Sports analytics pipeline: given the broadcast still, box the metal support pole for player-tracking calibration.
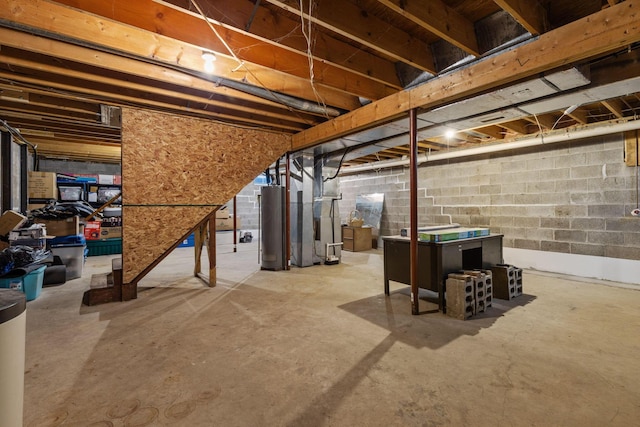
[285,152,291,270]
[1,131,12,213]
[233,196,237,253]
[208,215,216,286]
[409,108,420,315]
[19,143,28,213]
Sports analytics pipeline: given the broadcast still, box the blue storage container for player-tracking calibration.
[178,233,195,248]
[47,234,86,247]
[0,264,46,301]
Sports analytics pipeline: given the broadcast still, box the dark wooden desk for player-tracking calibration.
[382,234,503,311]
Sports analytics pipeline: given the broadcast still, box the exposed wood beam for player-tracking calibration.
[27,138,121,162]
[292,1,640,150]
[523,113,556,130]
[51,0,395,101]
[493,0,549,35]
[0,29,347,120]
[0,55,309,132]
[0,68,306,133]
[601,99,625,118]
[0,0,361,110]
[154,0,402,90]
[263,0,437,73]
[0,101,99,124]
[473,125,505,140]
[567,107,589,125]
[500,119,530,135]
[377,0,480,56]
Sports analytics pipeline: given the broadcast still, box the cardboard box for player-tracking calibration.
[84,221,102,240]
[28,203,47,212]
[0,210,28,236]
[28,171,57,199]
[216,206,229,219]
[216,216,240,231]
[100,226,122,239]
[35,216,80,237]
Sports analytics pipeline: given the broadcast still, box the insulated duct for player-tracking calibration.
[340,119,640,174]
[210,76,342,117]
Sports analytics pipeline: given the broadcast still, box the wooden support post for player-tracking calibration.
[194,220,207,276]
[208,215,216,286]
[409,108,419,315]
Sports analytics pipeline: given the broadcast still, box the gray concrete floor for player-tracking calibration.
[23,232,640,426]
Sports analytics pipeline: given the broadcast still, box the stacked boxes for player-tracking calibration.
[490,264,523,300]
[445,273,475,320]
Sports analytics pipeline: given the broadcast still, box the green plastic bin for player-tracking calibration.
[86,238,122,256]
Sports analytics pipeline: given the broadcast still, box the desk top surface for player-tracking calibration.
[382,234,503,245]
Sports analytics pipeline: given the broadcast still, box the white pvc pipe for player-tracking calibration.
[341,119,640,174]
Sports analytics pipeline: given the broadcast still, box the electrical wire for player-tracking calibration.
[188,0,333,121]
[322,147,350,182]
[298,0,328,118]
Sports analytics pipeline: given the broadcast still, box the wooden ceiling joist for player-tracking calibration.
[292,0,640,150]
[49,0,396,101]
[601,99,626,118]
[377,0,480,56]
[154,0,403,90]
[493,0,549,35]
[263,0,437,73]
[0,0,361,111]
[26,138,121,163]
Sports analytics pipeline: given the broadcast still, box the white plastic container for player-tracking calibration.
[0,289,26,427]
[50,244,86,280]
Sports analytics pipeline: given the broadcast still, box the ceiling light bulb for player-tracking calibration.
[202,51,217,73]
[445,129,455,139]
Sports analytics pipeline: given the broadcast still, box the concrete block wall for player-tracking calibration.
[338,133,640,262]
[227,183,262,229]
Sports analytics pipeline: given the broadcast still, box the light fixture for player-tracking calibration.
[445,129,455,139]
[201,51,217,73]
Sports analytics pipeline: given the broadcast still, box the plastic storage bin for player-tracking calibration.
[50,244,86,280]
[86,238,122,256]
[0,265,46,301]
[178,233,195,248]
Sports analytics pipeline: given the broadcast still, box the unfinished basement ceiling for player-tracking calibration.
[0,0,639,165]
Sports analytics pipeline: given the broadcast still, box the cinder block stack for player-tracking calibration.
[462,269,493,313]
[490,264,523,300]
[445,273,475,320]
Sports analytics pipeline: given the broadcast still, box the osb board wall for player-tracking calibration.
[122,206,212,281]
[121,107,291,283]
[122,107,291,205]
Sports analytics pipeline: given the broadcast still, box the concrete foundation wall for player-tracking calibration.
[338,133,640,282]
[223,182,263,230]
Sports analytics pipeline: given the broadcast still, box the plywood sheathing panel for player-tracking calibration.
[122,107,291,205]
[122,206,212,282]
[121,107,292,283]
[625,130,639,167]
